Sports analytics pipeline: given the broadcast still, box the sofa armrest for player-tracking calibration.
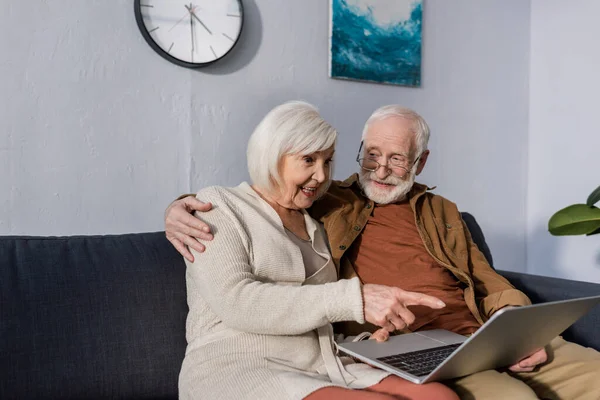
[498,270,600,351]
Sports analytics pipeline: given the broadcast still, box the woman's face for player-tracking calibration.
[274,146,335,210]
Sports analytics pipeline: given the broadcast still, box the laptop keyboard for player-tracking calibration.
[376,343,462,377]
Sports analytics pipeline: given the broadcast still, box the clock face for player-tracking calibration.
[135,0,243,68]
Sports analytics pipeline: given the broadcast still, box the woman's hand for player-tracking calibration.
[362,284,445,333]
[370,328,390,342]
[165,196,214,262]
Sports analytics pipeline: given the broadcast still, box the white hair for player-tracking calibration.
[247,101,337,192]
[361,105,430,155]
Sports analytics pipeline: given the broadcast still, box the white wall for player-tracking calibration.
[1,0,532,275]
[1,0,191,235]
[528,0,600,283]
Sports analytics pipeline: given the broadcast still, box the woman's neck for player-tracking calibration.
[252,185,309,240]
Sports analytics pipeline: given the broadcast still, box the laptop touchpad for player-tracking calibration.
[416,329,467,345]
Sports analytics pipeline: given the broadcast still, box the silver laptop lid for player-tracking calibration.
[338,294,600,384]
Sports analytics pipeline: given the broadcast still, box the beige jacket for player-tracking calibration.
[179,183,389,400]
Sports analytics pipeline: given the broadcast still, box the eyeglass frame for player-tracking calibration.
[355,141,423,176]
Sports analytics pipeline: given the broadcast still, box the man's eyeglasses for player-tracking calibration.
[355,141,422,176]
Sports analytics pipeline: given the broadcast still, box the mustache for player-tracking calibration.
[364,172,404,186]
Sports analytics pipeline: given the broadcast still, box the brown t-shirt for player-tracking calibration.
[346,200,480,335]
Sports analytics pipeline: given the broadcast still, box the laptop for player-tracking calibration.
[337,295,600,384]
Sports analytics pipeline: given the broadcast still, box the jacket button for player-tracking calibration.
[445,223,452,229]
[354,226,361,231]
[339,245,347,250]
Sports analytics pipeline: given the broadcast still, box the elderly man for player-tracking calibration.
[166,105,600,399]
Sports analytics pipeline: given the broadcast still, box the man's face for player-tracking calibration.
[358,116,420,204]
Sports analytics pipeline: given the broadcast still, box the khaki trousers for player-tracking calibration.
[445,337,600,399]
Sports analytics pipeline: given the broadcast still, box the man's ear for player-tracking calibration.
[415,150,430,175]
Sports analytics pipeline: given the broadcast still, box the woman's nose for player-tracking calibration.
[313,165,327,182]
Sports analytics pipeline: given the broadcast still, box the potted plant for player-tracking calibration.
[548,185,600,236]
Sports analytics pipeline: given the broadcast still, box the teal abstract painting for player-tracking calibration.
[329,0,422,87]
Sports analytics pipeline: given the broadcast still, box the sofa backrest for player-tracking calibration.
[461,212,494,267]
[0,232,187,400]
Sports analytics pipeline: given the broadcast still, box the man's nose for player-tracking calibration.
[375,163,391,179]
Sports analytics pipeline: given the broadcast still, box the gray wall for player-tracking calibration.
[1,1,531,275]
[527,0,600,283]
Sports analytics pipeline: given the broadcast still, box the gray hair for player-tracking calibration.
[361,105,430,155]
[247,101,337,192]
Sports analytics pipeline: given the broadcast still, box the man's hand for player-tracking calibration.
[362,284,445,333]
[165,196,213,262]
[508,348,548,372]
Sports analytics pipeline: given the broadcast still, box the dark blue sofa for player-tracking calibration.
[1,215,599,399]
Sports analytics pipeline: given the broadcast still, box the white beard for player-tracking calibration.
[358,169,416,204]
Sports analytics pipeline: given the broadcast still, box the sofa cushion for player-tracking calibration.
[0,232,188,400]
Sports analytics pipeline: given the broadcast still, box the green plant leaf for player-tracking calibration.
[587,185,600,207]
[548,204,600,236]
[587,227,600,236]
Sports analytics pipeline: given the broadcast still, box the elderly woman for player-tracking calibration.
[178,101,458,400]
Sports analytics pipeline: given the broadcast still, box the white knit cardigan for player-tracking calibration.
[178,183,389,400]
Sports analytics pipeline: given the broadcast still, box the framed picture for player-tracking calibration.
[329,0,422,87]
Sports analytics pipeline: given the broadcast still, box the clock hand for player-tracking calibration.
[191,12,212,35]
[169,11,189,32]
[185,4,212,35]
[189,5,195,60]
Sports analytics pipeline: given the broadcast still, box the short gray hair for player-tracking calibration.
[247,101,337,192]
[362,105,430,155]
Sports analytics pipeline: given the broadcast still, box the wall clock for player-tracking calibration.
[134,0,244,68]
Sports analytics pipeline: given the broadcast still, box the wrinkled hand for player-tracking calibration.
[362,284,445,333]
[509,348,548,372]
[165,196,213,262]
[370,328,390,342]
